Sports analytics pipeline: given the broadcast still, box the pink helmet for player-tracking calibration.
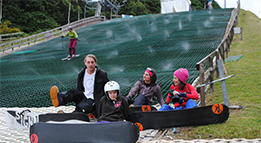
[173,68,189,83]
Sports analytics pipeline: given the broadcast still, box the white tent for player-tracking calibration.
[161,0,191,13]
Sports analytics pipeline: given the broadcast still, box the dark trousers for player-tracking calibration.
[133,94,150,106]
[60,89,95,114]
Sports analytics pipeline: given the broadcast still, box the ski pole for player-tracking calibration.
[62,37,64,48]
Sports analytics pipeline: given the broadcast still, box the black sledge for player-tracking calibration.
[30,121,139,143]
[130,105,157,112]
[39,112,89,122]
[128,104,229,131]
[86,105,157,120]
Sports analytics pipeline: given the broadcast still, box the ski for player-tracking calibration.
[61,54,80,61]
[30,121,139,143]
[5,110,89,129]
[61,57,70,61]
[67,54,80,60]
[128,104,229,131]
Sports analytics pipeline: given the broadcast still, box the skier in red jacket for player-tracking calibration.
[159,68,199,111]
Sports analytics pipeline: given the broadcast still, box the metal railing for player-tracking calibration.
[0,16,105,54]
[0,32,24,42]
[192,0,240,106]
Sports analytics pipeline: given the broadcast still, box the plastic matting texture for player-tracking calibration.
[0,9,234,108]
[0,106,75,142]
[225,55,243,62]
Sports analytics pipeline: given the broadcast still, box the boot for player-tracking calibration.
[50,86,63,107]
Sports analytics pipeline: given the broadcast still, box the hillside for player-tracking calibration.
[169,9,261,140]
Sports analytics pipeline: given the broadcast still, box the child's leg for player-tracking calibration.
[133,94,148,106]
[183,99,197,109]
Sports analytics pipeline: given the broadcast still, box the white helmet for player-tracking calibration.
[104,81,120,92]
[104,81,120,101]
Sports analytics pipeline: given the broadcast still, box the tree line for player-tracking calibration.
[1,0,221,34]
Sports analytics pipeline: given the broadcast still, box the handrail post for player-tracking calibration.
[199,63,205,106]
[209,56,214,92]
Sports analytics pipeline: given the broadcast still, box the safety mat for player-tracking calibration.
[225,55,243,62]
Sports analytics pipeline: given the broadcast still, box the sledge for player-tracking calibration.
[86,105,157,120]
[128,104,229,131]
[130,105,157,112]
[30,121,139,143]
[5,110,89,129]
[61,54,80,61]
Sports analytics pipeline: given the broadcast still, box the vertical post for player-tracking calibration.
[0,0,2,24]
[110,7,112,19]
[209,56,214,92]
[216,53,219,78]
[68,1,71,24]
[95,1,101,16]
[84,6,86,18]
[240,27,243,40]
[199,63,205,106]
[217,59,230,106]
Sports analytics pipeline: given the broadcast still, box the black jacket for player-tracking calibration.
[97,95,131,122]
[76,66,109,110]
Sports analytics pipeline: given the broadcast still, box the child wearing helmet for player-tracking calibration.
[97,81,131,122]
[159,68,199,111]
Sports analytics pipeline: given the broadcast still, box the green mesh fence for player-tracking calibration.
[0,8,233,107]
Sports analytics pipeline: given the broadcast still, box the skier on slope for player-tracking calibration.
[62,26,79,60]
[159,68,199,111]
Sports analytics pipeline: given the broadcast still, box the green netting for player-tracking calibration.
[0,8,234,107]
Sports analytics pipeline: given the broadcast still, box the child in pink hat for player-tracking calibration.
[159,68,199,111]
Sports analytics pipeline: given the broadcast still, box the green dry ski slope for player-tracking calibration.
[169,9,260,140]
[0,8,234,108]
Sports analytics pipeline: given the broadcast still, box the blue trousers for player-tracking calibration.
[159,99,197,111]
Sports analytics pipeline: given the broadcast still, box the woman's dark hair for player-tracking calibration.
[173,79,186,90]
[150,68,157,84]
[179,80,186,90]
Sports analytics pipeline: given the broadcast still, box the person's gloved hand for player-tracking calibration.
[61,36,64,38]
[179,92,187,97]
[126,97,134,105]
[76,38,79,41]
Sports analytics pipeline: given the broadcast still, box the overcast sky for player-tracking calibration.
[215,0,261,19]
